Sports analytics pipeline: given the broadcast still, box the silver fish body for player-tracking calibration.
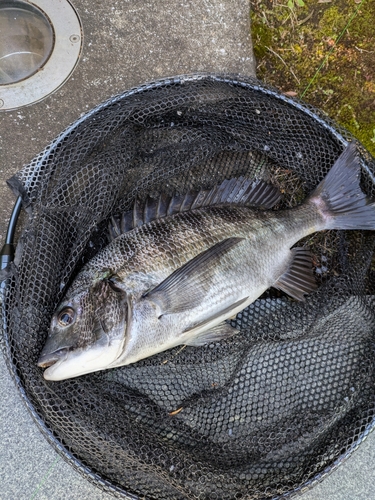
[38,144,375,380]
[107,207,316,366]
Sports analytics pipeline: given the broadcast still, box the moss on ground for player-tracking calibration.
[251,0,375,156]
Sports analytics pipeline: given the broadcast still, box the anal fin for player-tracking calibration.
[273,247,317,301]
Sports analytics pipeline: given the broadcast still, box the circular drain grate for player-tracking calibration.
[0,0,82,110]
[0,0,54,85]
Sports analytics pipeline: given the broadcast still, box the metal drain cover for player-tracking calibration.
[0,0,82,110]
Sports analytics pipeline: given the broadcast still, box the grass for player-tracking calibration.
[251,0,375,157]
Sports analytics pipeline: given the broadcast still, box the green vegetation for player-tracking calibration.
[251,0,375,156]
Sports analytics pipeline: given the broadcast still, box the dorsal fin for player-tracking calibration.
[108,177,281,241]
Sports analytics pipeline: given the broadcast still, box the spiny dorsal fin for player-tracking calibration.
[108,177,281,241]
[273,247,317,301]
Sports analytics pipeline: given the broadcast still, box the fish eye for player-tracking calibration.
[57,307,75,327]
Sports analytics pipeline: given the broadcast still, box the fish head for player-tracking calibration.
[38,277,128,380]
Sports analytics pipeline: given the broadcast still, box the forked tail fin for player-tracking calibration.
[307,143,375,230]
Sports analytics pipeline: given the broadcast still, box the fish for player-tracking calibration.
[37,143,375,381]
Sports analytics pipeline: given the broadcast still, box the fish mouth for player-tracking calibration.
[37,348,69,368]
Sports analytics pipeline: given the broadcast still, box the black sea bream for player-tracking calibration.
[38,144,375,380]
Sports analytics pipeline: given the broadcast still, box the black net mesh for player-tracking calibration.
[1,74,375,499]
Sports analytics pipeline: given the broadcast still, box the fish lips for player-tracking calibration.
[38,337,124,381]
[37,347,69,369]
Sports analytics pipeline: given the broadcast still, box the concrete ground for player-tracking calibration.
[0,1,374,499]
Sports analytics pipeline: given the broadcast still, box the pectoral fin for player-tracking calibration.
[144,237,244,315]
[273,247,317,301]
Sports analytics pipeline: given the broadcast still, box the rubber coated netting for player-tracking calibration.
[1,74,375,500]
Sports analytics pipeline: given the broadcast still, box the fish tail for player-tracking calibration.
[307,143,375,230]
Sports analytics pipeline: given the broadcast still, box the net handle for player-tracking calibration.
[0,196,22,270]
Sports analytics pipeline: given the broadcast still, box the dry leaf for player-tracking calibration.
[169,407,183,416]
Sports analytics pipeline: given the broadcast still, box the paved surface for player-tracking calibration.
[0,1,374,499]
